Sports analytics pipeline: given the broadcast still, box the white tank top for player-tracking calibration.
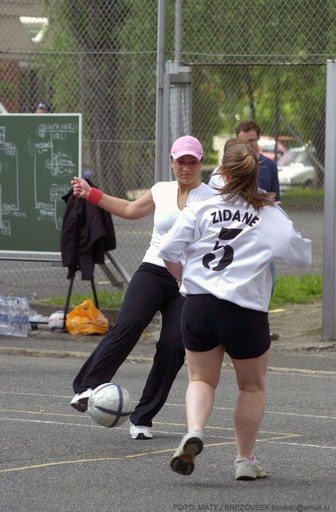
[142,181,215,267]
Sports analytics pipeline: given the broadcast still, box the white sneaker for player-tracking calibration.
[170,430,204,476]
[129,422,153,440]
[234,456,267,480]
[70,389,93,413]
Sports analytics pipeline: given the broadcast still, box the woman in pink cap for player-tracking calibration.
[70,135,215,439]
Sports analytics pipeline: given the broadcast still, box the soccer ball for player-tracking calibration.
[88,383,133,428]
[48,310,65,332]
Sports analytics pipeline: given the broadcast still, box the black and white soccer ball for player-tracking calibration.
[48,310,65,332]
[88,383,133,428]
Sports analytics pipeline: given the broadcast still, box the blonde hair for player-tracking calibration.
[210,138,248,186]
[217,144,274,210]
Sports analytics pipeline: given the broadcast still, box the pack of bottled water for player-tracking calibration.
[0,295,30,337]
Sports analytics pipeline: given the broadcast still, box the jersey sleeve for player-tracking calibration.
[283,227,312,267]
[208,167,223,189]
[270,206,311,267]
[158,207,197,263]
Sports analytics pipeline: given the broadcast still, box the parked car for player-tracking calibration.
[258,136,288,160]
[277,146,315,191]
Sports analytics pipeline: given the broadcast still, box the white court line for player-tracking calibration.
[0,391,139,408]
[0,413,336,456]
[265,410,336,420]
[163,402,336,420]
[1,414,334,441]
[0,417,234,440]
[0,393,335,421]
[258,440,336,450]
[1,416,335,452]
[0,417,99,428]
[267,366,336,377]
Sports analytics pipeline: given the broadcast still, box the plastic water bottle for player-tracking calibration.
[0,295,14,336]
[0,295,30,337]
[8,297,30,338]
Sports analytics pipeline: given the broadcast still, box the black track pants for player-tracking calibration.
[72,263,185,426]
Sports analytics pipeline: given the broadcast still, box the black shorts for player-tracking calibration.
[181,294,270,360]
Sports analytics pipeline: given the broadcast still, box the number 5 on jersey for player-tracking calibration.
[202,228,242,271]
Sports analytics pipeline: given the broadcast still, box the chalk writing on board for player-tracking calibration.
[0,114,81,253]
[0,121,78,236]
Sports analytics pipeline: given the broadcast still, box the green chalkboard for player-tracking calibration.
[0,114,81,253]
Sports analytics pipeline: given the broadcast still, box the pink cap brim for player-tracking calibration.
[171,150,203,160]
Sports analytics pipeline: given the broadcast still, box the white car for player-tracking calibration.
[277,146,315,191]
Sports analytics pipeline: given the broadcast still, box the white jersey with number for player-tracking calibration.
[158,195,312,311]
[142,181,215,267]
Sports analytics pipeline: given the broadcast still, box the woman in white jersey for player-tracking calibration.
[69,135,215,440]
[158,143,312,479]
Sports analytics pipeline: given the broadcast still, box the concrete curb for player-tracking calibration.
[270,340,336,352]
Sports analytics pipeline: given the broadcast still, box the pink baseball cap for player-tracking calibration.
[171,135,203,160]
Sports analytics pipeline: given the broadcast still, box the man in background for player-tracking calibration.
[209,120,280,201]
[235,120,280,201]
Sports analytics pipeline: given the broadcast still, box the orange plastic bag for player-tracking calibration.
[66,299,109,335]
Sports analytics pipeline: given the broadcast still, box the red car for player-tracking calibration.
[258,136,293,160]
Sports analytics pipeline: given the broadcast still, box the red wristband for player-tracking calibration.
[87,188,103,205]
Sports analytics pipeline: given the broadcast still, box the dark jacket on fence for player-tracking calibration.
[61,180,116,280]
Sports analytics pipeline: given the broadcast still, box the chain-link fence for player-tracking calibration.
[0,0,333,300]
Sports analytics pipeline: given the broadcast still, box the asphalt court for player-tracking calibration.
[0,355,335,512]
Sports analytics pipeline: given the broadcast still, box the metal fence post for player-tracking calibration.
[155,0,166,184]
[322,60,336,340]
[160,61,192,181]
